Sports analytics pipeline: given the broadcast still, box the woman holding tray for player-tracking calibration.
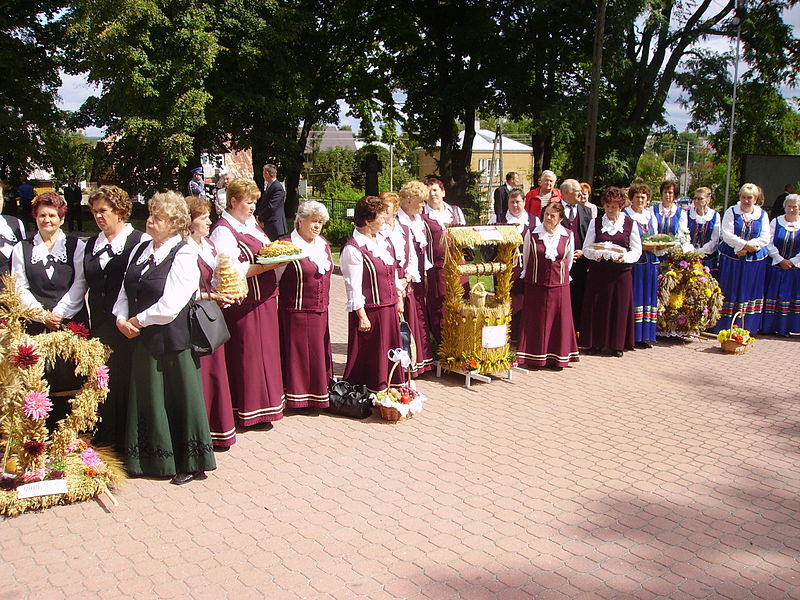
[623,183,659,348]
[517,202,579,370]
[275,200,334,408]
[712,183,771,334]
[580,187,642,357]
[761,194,800,336]
[209,178,287,429]
[341,195,404,392]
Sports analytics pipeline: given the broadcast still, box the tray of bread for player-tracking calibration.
[255,240,307,264]
[641,233,678,252]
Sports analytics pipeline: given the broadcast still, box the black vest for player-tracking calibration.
[21,236,82,312]
[0,216,23,275]
[84,229,146,337]
[123,241,191,356]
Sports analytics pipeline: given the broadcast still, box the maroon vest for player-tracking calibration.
[525,231,571,287]
[594,214,634,250]
[277,237,332,312]
[386,224,411,277]
[212,218,277,303]
[343,237,398,308]
[197,239,215,289]
[421,213,446,268]
[564,209,584,249]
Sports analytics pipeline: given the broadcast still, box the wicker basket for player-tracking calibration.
[378,405,413,422]
[719,311,753,355]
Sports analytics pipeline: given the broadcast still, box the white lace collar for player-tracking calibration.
[397,208,427,247]
[221,210,270,244]
[733,203,763,222]
[506,210,530,230]
[135,234,185,267]
[352,229,395,266]
[188,235,216,267]
[291,229,331,274]
[93,223,136,256]
[778,215,800,231]
[601,213,627,236]
[424,202,457,227]
[624,206,653,226]
[658,203,678,218]
[532,222,569,261]
[30,230,68,265]
[0,217,20,244]
[689,207,716,224]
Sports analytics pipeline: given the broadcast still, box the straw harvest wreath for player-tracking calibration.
[0,274,123,516]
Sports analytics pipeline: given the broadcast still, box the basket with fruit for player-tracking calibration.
[716,312,755,354]
[373,348,426,422]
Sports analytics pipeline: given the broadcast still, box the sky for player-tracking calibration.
[58,5,800,139]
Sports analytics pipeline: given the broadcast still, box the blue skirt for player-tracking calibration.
[762,264,800,334]
[632,259,658,342]
[711,253,767,333]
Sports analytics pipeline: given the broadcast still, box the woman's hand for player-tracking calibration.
[779,258,793,270]
[735,248,749,257]
[356,308,371,332]
[212,292,238,306]
[116,319,141,339]
[396,297,404,316]
[43,311,63,330]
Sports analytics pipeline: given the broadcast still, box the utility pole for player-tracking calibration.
[724,0,747,211]
[582,0,607,185]
[684,139,690,195]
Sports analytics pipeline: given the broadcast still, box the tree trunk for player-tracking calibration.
[530,134,546,182]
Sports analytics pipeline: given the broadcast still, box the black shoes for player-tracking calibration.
[170,472,193,485]
[613,350,624,357]
[635,341,653,349]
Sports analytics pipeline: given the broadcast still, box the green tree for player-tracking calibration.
[0,1,66,177]
[353,144,414,193]
[308,148,358,194]
[42,129,95,187]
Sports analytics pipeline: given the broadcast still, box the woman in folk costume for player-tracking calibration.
[580,187,642,357]
[186,195,238,448]
[623,183,659,348]
[761,194,800,336]
[209,178,287,429]
[275,200,334,408]
[654,180,688,236]
[113,191,215,485]
[517,202,579,370]
[84,185,149,449]
[711,182,771,334]
[0,186,25,278]
[341,196,405,392]
[687,187,720,273]
[421,177,465,342]
[396,181,435,375]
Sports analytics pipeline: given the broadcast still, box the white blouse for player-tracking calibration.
[112,235,200,327]
[89,224,151,270]
[688,208,720,255]
[424,202,466,227]
[721,204,770,253]
[10,230,87,321]
[397,208,432,272]
[521,224,574,279]
[209,211,270,278]
[274,230,332,283]
[767,216,800,267]
[0,216,25,259]
[582,214,642,263]
[380,222,420,285]
[655,202,689,235]
[340,229,399,312]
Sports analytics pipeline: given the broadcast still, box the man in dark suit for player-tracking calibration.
[560,179,592,332]
[63,179,83,231]
[493,171,519,223]
[256,163,288,239]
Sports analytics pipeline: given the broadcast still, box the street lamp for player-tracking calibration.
[723,0,747,211]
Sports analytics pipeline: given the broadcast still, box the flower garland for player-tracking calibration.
[0,274,123,516]
[657,250,723,335]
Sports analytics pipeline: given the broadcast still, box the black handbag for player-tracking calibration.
[326,378,374,419]
[189,283,231,356]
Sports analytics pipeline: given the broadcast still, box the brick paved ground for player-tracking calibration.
[2,273,799,599]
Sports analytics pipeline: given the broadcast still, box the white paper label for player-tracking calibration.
[17,479,68,499]
[481,325,506,348]
[346,208,355,218]
[472,226,502,242]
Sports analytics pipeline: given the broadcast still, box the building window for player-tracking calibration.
[477,158,500,179]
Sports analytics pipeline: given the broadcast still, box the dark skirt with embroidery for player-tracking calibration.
[278,309,333,408]
[124,344,216,477]
[343,305,405,393]
[199,346,236,448]
[405,282,433,376]
[223,297,285,425]
[517,283,580,368]
[91,322,135,451]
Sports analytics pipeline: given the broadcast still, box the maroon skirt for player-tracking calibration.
[426,265,446,342]
[343,305,405,392]
[199,346,236,447]
[223,298,285,426]
[580,261,635,352]
[517,283,580,368]
[279,309,333,408]
[405,282,433,376]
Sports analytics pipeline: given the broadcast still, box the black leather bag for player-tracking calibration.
[189,298,230,356]
[326,378,374,419]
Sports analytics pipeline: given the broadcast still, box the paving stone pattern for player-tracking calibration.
[2,274,799,599]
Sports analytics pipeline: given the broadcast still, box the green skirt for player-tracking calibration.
[124,344,216,477]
